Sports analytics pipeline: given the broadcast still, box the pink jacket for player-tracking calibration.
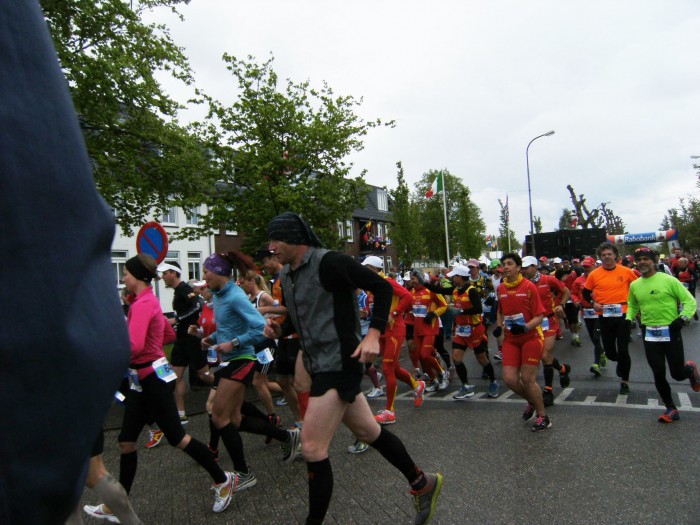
[127,287,175,379]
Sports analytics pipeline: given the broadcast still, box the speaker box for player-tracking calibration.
[524,228,606,259]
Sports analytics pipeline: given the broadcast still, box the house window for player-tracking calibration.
[385,224,391,244]
[225,206,237,235]
[111,250,128,287]
[185,207,199,226]
[377,223,384,238]
[345,220,353,242]
[386,257,392,272]
[162,206,177,225]
[336,221,344,239]
[188,252,201,281]
[164,251,180,270]
[377,189,388,211]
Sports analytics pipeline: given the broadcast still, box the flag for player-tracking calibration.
[425,172,444,198]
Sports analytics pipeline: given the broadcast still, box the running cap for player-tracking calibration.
[521,256,538,268]
[633,247,655,261]
[552,257,562,264]
[362,255,384,269]
[489,259,501,269]
[157,262,181,275]
[192,280,207,287]
[573,258,580,263]
[539,256,548,262]
[466,258,480,268]
[596,259,603,265]
[581,257,595,267]
[446,265,470,277]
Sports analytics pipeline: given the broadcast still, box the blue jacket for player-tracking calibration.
[211,280,268,361]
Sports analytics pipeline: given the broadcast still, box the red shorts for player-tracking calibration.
[502,334,544,368]
[541,315,559,339]
[452,323,487,349]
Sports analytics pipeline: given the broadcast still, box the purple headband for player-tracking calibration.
[204,253,232,276]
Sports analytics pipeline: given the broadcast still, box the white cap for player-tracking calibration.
[192,280,207,287]
[157,262,182,274]
[521,256,538,267]
[362,256,384,269]
[466,258,480,267]
[446,266,470,277]
[552,257,562,264]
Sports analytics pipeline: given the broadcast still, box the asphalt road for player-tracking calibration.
[82,319,700,525]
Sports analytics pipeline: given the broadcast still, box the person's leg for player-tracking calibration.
[383,336,399,413]
[452,346,468,385]
[474,342,494,381]
[211,376,250,473]
[519,363,545,416]
[301,389,349,525]
[614,317,632,383]
[541,335,556,404]
[171,365,188,416]
[252,369,276,416]
[644,340,675,408]
[86,456,142,525]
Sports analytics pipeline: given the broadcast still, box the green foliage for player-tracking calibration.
[197,54,392,251]
[42,0,217,239]
[414,170,486,264]
[558,208,575,230]
[661,181,700,251]
[496,198,521,252]
[533,216,543,234]
[388,163,423,268]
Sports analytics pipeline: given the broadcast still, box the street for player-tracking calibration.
[83,320,700,524]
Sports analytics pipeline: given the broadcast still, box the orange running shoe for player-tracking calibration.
[414,380,426,408]
[374,409,396,425]
[145,429,164,449]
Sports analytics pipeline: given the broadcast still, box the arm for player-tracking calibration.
[459,287,483,315]
[390,279,413,316]
[625,287,639,322]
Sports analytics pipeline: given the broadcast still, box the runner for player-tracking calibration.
[417,265,499,399]
[86,254,235,520]
[583,242,638,394]
[264,212,443,525]
[362,256,425,425]
[496,253,550,432]
[555,256,583,346]
[571,257,606,376]
[626,247,698,422]
[521,256,572,407]
[202,251,302,493]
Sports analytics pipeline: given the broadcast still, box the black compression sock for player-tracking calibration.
[369,427,421,484]
[239,415,288,442]
[218,423,248,473]
[183,438,226,484]
[119,451,137,494]
[543,364,554,388]
[306,458,333,525]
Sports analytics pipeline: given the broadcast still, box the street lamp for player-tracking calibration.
[526,130,555,257]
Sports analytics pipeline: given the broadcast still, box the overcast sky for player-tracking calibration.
[146,1,699,242]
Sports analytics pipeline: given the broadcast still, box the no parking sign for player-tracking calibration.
[136,222,169,264]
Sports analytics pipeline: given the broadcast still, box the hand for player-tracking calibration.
[201,337,213,350]
[187,325,202,337]
[625,319,636,331]
[509,324,527,335]
[168,317,177,326]
[351,330,381,363]
[670,317,685,331]
[216,341,233,354]
[263,318,283,339]
[423,311,437,324]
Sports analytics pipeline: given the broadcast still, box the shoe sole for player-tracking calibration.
[83,506,120,523]
[375,419,396,425]
[487,393,499,398]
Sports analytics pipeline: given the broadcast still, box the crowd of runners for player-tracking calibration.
[82,230,698,524]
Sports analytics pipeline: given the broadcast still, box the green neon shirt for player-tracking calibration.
[626,272,697,326]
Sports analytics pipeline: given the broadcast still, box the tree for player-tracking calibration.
[566,185,626,234]
[662,171,700,251]
[42,0,217,238]
[198,54,393,251]
[415,170,486,264]
[496,198,521,252]
[533,216,543,234]
[557,208,575,230]
[388,162,423,269]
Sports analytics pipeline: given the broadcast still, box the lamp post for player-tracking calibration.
[526,130,555,257]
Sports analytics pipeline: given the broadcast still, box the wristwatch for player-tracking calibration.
[231,338,240,348]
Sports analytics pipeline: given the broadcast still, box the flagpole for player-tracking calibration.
[506,193,511,252]
[440,170,450,266]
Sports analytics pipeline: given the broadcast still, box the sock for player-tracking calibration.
[183,438,226,484]
[298,391,310,419]
[306,458,333,525]
[241,401,267,420]
[543,364,554,388]
[239,415,289,442]
[551,358,561,371]
[483,362,495,382]
[208,414,220,451]
[93,473,143,525]
[218,423,248,473]
[119,451,138,494]
[369,427,421,484]
[455,362,468,384]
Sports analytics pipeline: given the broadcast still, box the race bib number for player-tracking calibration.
[541,317,550,331]
[207,346,219,364]
[127,368,142,392]
[583,308,598,319]
[504,313,526,330]
[602,304,623,318]
[257,348,274,365]
[645,325,670,342]
[482,302,492,314]
[153,357,177,383]
[456,324,472,337]
[413,304,428,318]
[114,391,126,402]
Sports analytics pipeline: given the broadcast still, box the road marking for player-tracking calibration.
[391,387,700,412]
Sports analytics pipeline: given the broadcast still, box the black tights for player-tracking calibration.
[643,328,689,409]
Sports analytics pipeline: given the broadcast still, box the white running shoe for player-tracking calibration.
[366,387,384,399]
[211,471,236,513]
[83,504,120,523]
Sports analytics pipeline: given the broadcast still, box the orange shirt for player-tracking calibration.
[583,263,638,314]
[411,285,447,336]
